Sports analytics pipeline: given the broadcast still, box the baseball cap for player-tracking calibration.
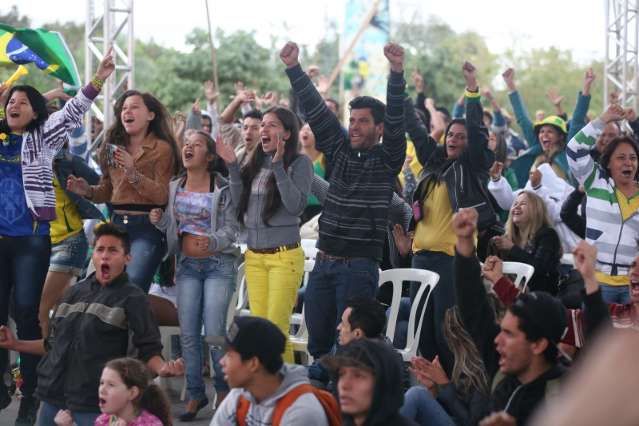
[225,316,286,367]
[511,291,567,344]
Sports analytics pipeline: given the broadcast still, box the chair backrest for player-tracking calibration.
[378,268,439,357]
[235,262,248,313]
[301,239,318,260]
[227,262,244,329]
[502,261,535,292]
[293,259,316,339]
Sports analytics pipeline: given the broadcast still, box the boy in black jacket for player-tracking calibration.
[452,208,567,426]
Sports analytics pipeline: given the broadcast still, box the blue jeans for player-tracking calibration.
[0,235,50,399]
[305,256,379,361]
[400,386,455,426]
[112,214,166,293]
[412,250,455,375]
[600,284,630,304]
[176,254,236,400]
[38,401,99,426]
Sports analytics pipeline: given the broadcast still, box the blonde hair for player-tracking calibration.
[443,307,489,396]
[505,191,552,249]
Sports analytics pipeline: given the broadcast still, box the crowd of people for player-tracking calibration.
[0,35,637,426]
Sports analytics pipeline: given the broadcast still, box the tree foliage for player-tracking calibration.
[0,5,605,126]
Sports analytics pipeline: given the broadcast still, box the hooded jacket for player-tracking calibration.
[211,364,328,426]
[454,251,565,425]
[154,173,240,256]
[405,93,498,232]
[334,339,417,426]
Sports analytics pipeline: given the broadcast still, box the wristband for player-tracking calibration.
[126,169,140,185]
[91,75,104,91]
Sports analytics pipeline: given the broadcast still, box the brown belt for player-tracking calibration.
[248,242,300,254]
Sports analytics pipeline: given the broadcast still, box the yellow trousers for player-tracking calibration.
[244,246,304,363]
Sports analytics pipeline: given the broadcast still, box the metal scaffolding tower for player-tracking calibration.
[84,0,134,152]
[605,0,639,110]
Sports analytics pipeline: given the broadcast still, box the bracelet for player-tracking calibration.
[91,75,105,91]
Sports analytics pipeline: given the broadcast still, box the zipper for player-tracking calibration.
[504,383,524,414]
[611,189,626,276]
[453,164,460,208]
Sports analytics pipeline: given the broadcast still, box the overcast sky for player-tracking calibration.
[8,0,604,64]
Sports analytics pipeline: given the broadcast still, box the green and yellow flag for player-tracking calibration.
[0,23,80,87]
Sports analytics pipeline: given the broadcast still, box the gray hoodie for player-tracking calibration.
[154,174,240,256]
[210,364,328,426]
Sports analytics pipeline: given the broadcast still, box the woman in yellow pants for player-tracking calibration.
[217,106,313,362]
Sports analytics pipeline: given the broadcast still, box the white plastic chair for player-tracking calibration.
[501,261,535,292]
[379,268,440,362]
[289,259,316,364]
[561,253,575,267]
[301,239,318,260]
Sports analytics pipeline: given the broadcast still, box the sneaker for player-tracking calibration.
[15,396,39,426]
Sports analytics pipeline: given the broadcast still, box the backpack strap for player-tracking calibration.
[271,384,315,426]
[236,394,251,426]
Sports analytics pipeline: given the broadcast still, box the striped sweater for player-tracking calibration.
[286,64,406,260]
[567,119,639,281]
[18,86,97,221]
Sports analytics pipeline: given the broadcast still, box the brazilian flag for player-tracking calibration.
[0,23,80,87]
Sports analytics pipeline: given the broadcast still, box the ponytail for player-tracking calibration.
[139,383,172,426]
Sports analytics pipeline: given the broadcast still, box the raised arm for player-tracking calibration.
[42,49,115,152]
[502,68,537,149]
[567,69,595,141]
[461,62,494,174]
[215,135,243,208]
[452,208,501,376]
[404,95,438,166]
[566,104,624,185]
[380,42,407,174]
[282,42,344,161]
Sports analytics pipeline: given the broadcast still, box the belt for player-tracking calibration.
[249,242,300,254]
[316,251,352,262]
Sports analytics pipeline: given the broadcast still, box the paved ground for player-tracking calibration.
[0,377,216,426]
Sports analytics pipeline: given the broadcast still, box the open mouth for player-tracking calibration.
[630,281,639,294]
[100,264,111,277]
[8,111,20,118]
[123,117,135,124]
[184,151,194,160]
[621,170,633,177]
[99,397,106,406]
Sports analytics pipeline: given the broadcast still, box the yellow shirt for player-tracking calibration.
[50,176,84,244]
[398,141,424,189]
[412,181,457,256]
[595,188,639,286]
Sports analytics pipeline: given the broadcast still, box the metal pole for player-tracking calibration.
[128,0,134,90]
[604,0,610,108]
[205,0,220,105]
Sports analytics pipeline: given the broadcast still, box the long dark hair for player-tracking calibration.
[105,358,172,426]
[237,106,300,225]
[100,90,180,175]
[418,118,466,201]
[180,130,227,191]
[0,85,49,133]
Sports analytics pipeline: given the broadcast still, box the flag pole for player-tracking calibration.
[204,0,220,107]
[327,0,381,91]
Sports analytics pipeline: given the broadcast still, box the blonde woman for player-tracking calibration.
[491,191,562,294]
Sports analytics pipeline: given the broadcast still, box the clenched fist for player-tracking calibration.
[384,43,404,73]
[280,42,300,68]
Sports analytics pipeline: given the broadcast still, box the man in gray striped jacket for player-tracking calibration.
[280,41,406,384]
